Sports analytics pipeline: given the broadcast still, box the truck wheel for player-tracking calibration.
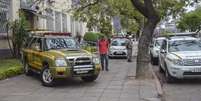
[41,67,55,87]
[24,61,33,76]
[165,68,174,83]
[81,75,98,82]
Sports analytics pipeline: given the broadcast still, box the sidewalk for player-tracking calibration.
[99,59,161,101]
[0,41,162,101]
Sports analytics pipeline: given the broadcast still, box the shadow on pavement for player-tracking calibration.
[29,73,98,88]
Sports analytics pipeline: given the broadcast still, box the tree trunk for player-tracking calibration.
[136,19,158,79]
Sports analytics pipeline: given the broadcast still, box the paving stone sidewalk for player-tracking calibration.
[0,42,160,101]
[0,59,160,101]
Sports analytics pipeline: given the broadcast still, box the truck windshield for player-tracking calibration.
[46,38,80,50]
[168,40,201,52]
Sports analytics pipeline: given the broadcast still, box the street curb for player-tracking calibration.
[149,64,165,100]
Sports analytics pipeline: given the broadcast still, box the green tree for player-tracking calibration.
[72,0,143,35]
[178,7,201,32]
[7,13,30,58]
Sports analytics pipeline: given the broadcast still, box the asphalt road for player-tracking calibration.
[152,64,201,101]
[0,59,139,101]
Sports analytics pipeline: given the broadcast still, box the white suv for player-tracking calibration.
[150,37,166,65]
[159,36,201,83]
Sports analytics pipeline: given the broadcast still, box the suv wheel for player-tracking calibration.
[24,61,33,76]
[151,54,158,65]
[41,67,55,87]
[159,63,164,73]
[81,75,98,82]
[165,68,174,83]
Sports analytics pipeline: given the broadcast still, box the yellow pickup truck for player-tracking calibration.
[21,32,101,87]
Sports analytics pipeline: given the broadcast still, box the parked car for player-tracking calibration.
[159,36,201,83]
[22,32,101,87]
[109,37,128,58]
[150,37,166,65]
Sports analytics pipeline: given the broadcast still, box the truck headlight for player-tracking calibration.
[93,57,100,64]
[55,58,67,67]
[168,58,183,66]
[173,59,184,66]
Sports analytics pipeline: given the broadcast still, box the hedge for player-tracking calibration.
[83,32,106,42]
[0,59,23,80]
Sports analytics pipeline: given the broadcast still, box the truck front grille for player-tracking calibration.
[75,57,92,66]
[183,59,201,66]
[67,57,92,66]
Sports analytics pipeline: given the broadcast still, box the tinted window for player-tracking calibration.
[29,38,42,50]
[168,40,201,52]
[155,39,164,47]
[161,40,167,50]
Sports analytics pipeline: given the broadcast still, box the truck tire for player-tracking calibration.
[41,67,55,87]
[165,66,175,83]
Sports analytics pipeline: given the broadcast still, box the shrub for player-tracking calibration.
[0,59,23,80]
[83,32,106,42]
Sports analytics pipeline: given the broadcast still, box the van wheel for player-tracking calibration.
[24,61,33,76]
[81,75,98,82]
[41,67,55,87]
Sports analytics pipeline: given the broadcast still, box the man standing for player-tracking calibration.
[98,36,109,71]
[126,35,133,62]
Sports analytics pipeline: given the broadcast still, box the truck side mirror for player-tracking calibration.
[34,44,41,52]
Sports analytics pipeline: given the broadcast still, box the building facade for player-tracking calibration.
[0,0,88,58]
[20,0,88,37]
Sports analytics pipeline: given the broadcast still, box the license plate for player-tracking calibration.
[76,70,89,74]
[116,51,123,54]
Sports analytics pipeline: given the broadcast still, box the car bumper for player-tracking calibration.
[168,65,201,79]
[109,50,127,57]
[50,64,101,78]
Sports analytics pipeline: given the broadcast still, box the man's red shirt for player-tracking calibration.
[98,39,109,54]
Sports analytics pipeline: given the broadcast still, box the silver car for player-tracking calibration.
[109,38,128,58]
[150,37,166,65]
[159,36,201,83]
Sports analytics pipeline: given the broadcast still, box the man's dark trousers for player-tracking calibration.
[100,54,109,71]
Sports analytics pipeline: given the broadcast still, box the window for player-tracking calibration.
[0,0,10,33]
[161,40,167,50]
[29,38,42,51]
[46,38,79,50]
[168,40,201,52]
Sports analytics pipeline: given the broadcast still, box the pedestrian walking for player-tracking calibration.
[126,35,133,62]
[98,36,109,71]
